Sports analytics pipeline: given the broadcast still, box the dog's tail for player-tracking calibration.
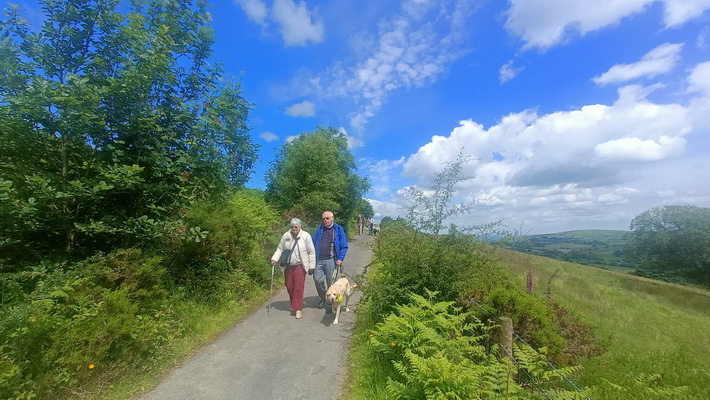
[350,283,358,289]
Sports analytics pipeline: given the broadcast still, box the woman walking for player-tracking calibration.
[270,218,316,319]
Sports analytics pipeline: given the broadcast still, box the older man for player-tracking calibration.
[311,211,348,314]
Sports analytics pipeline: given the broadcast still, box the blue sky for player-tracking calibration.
[14,0,710,234]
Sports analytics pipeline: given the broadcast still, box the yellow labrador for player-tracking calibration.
[325,277,358,325]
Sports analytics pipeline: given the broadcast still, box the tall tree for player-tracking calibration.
[0,0,257,264]
[265,127,370,226]
[357,198,374,218]
[627,205,710,286]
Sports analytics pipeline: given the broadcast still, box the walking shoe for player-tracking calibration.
[325,306,332,314]
[317,300,325,309]
[295,310,302,319]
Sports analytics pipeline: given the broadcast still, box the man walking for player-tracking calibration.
[311,211,348,314]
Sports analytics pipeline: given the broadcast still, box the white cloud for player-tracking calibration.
[298,0,475,130]
[380,74,704,233]
[505,0,710,50]
[360,157,406,198]
[592,43,683,85]
[260,131,279,142]
[687,61,710,94]
[284,100,316,117]
[594,136,686,160]
[499,60,524,84]
[234,0,268,26]
[272,0,324,47]
[663,0,710,27]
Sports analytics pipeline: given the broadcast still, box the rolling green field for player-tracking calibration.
[506,229,635,272]
[496,248,710,399]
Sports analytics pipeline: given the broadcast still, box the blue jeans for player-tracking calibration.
[313,258,336,307]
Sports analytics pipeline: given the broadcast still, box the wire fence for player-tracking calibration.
[471,300,593,399]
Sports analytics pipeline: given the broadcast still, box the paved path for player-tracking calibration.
[140,234,373,400]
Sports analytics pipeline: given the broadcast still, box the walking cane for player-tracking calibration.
[268,262,275,315]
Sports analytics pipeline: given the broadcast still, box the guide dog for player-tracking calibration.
[325,277,358,325]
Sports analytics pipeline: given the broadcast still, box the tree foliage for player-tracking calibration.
[401,152,475,236]
[627,205,710,286]
[357,197,374,218]
[264,126,369,225]
[0,0,257,264]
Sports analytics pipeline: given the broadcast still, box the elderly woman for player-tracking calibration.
[271,218,316,319]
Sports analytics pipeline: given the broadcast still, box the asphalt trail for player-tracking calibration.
[140,234,373,400]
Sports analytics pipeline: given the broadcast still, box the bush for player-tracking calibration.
[361,221,497,324]
[365,291,584,400]
[0,249,176,399]
[161,189,278,302]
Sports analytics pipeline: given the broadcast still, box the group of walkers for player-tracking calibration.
[270,211,348,319]
[356,214,377,235]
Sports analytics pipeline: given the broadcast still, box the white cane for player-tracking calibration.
[268,262,275,315]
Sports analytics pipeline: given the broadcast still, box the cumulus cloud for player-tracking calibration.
[272,0,324,47]
[260,131,279,142]
[233,0,268,26]
[594,136,686,160]
[499,60,524,84]
[380,74,704,232]
[233,0,323,46]
[663,0,710,27]
[284,100,316,117]
[403,84,691,189]
[505,0,710,50]
[593,43,683,85]
[687,61,710,94]
[593,43,683,86]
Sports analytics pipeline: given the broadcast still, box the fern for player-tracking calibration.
[370,291,588,399]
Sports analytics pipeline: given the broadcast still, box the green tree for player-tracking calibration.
[357,198,374,218]
[0,0,257,264]
[401,152,475,236]
[265,126,369,226]
[627,205,710,286]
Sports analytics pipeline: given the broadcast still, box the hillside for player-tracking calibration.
[506,229,634,271]
[496,247,710,399]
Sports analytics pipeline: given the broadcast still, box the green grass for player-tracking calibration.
[507,229,633,270]
[82,286,274,400]
[496,248,710,399]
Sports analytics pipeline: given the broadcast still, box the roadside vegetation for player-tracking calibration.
[3,1,709,399]
[345,156,597,399]
[499,249,710,399]
[0,1,368,399]
[344,155,710,399]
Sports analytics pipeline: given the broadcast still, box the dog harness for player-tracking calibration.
[333,281,346,303]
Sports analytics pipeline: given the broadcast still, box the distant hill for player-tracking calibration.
[505,229,635,272]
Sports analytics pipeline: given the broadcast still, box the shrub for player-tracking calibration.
[0,250,176,399]
[367,291,584,400]
[361,221,497,325]
[161,189,278,302]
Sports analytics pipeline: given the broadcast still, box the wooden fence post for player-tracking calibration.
[498,317,513,361]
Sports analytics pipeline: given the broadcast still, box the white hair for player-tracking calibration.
[290,218,302,227]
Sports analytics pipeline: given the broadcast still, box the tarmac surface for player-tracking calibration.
[140,233,374,400]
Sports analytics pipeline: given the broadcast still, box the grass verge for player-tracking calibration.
[496,248,710,399]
